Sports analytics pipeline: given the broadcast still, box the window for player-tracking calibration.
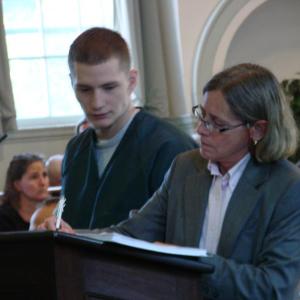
[2,0,114,128]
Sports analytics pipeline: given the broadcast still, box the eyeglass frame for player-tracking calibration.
[192,104,248,133]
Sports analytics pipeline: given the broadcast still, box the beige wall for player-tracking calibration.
[178,0,218,110]
[182,0,300,106]
[224,0,300,81]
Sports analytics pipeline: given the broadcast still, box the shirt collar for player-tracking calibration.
[96,110,138,148]
[207,153,251,190]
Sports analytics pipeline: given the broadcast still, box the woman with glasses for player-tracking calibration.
[40,63,300,300]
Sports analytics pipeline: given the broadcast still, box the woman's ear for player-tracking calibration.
[250,120,268,142]
[13,180,22,192]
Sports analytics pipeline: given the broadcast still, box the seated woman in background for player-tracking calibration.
[0,153,50,231]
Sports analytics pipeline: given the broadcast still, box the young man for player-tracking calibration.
[62,27,197,229]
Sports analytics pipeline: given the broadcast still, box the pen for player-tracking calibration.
[55,196,66,230]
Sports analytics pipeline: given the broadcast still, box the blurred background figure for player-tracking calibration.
[0,153,49,231]
[29,154,64,230]
[46,154,64,187]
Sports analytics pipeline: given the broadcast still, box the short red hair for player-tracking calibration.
[68,27,131,74]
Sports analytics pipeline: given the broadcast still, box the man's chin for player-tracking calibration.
[91,120,113,130]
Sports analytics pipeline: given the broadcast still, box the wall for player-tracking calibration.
[224,0,300,81]
[189,0,300,104]
[178,0,218,109]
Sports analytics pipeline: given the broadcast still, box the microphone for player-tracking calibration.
[0,133,7,143]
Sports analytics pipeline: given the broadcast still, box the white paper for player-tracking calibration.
[77,231,208,257]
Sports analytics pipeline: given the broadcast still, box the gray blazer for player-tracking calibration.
[115,150,300,300]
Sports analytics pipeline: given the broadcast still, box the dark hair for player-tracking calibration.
[203,63,298,162]
[2,153,45,208]
[68,27,131,75]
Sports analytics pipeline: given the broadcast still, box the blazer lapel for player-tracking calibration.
[183,164,212,247]
[217,159,269,257]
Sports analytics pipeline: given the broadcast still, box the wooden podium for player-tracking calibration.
[0,231,213,300]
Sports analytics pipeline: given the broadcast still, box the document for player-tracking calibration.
[77,231,208,257]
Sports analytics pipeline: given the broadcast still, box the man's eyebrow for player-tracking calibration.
[75,83,91,87]
[75,81,119,89]
[102,81,119,86]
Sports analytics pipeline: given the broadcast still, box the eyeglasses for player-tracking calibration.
[192,105,247,133]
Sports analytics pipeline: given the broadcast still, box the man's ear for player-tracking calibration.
[69,73,75,89]
[250,120,268,142]
[128,69,138,94]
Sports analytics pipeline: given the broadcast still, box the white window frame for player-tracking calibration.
[2,0,116,130]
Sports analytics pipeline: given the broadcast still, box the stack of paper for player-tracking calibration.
[77,231,208,257]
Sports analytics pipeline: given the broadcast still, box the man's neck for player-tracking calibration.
[96,107,139,140]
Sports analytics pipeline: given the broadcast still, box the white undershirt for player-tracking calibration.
[199,153,251,254]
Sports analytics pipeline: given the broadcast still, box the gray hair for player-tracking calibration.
[203,63,298,162]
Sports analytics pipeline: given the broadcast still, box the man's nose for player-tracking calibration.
[91,89,105,109]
